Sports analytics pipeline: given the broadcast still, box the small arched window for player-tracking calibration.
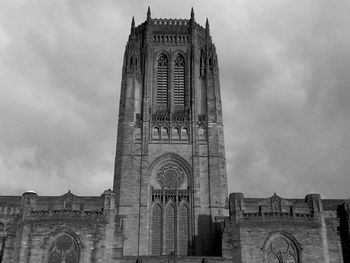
[263,233,299,263]
[174,55,185,107]
[156,54,168,106]
[48,233,79,263]
[153,127,160,140]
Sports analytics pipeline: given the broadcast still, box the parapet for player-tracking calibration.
[228,192,331,225]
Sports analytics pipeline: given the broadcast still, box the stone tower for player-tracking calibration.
[113,8,228,257]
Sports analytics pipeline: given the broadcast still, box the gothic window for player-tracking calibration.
[181,127,188,140]
[161,127,169,140]
[150,158,192,256]
[172,127,180,140]
[165,203,175,254]
[157,54,168,106]
[48,233,79,263]
[178,204,189,255]
[153,127,160,140]
[174,55,185,107]
[264,234,299,263]
[151,204,162,255]
[0,223,4,233]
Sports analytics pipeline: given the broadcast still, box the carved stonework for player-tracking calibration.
[157,163,185,189]
[263,233,299,263]
[259,193,292,213]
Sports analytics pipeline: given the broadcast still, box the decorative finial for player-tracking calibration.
[191,7,195,20]
[147,6,151,19]
[131,16,135,29]
[206,18,210,34]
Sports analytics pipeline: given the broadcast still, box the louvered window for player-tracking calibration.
[174,55,185,106]
[157,55,168,106]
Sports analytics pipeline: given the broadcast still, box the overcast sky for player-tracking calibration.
[1,0,350,199]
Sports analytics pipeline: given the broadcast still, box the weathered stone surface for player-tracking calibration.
[0,9,349,263]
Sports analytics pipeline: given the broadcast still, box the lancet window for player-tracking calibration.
[156,54,168,106]
[150,161,191,256]
[174,55,185,107]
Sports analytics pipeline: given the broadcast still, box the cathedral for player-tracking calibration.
[0,8,349,263]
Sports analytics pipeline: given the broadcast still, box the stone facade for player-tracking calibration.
[0,8,349,263]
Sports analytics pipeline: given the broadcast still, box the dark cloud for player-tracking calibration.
[1,0,350,198]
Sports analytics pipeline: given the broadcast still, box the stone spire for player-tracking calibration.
[190,7,195,20]
[206,18,210,35]
[147,6,151,20]
[131,16,135,34]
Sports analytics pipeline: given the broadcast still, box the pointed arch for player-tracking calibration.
[48,232,79,263]
[149,153,192,187]
[156,54,169,106]
[164,202,175,254]
[173,54,185,107]
[178,202,189,255]
[151,202,162,255]
[263,231,301,263]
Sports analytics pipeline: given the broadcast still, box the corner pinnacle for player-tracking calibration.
[147,6,151,19]
[131,16,135,29]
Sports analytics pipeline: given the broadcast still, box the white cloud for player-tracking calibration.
[0,0,350,198]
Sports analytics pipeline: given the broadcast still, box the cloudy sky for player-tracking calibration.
[1,0,350,199]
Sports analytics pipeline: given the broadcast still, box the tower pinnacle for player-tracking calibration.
[191,7,195,20]
[147,6,151,20]
[131,16,135,32]
[206,18,210,35]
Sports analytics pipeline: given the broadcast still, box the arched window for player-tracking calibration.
[150,155,192,256]
[263,233,299,263]
[164,203,175,255]
[48,233,79,263]
[151,204,162,255]
[174,55,185,107]
[161,127,169,140]
[156,54,168,106]
[153,127,160,140]
[178,204,189,255]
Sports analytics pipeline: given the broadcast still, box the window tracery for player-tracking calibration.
[174,55,185,107]
[264,234,298,263]
[150,156,192,256]
[156,55,168,106]
[48,233,79,263]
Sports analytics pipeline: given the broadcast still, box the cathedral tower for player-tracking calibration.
[113,8,228,256]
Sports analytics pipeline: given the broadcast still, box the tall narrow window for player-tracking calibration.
[152,204,162,255]
[157,55,168,106]
[165,204,175,254]
[178,204,189,255]
[174,55,185,106]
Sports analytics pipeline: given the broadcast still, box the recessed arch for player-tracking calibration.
[155,53,169,107]
[173,54,185,107]
[149,153,192,187]
[151,202,162,255]
[47,232,80,263]
[262,231,301,263]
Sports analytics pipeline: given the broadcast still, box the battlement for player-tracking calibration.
[152,18,190,27]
